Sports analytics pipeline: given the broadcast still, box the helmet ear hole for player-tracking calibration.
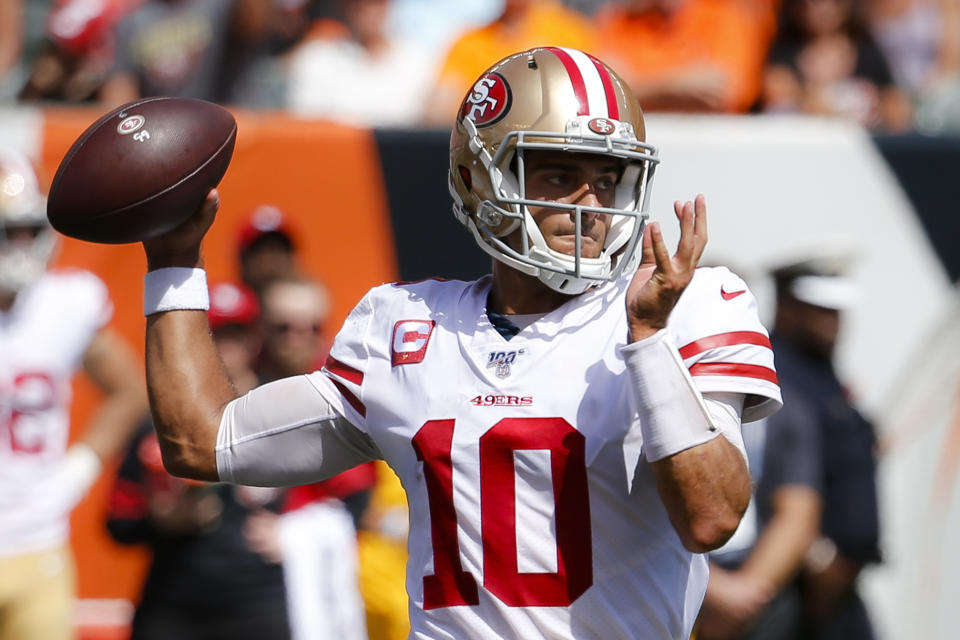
[458,165,472,191]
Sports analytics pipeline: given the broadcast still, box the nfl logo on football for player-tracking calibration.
[487,349,524,378]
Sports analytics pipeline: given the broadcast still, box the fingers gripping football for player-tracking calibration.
[142,189,220,270]
[626,194,708,341]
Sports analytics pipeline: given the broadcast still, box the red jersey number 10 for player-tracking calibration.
[412,417,593,609]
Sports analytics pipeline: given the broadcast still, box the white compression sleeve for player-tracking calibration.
[216,375,381,487]
[702,392,747,463]
[622,329,745,462]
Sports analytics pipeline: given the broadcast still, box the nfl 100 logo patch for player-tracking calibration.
[487,349,524,378]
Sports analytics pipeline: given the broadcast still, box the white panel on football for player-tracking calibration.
[513,448,558,574]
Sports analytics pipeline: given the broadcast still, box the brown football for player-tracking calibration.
[47,97,236,244]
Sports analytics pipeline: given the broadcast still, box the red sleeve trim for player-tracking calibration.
[678,331,773,359]
[327,376,367,418]
[284,463,378,512]
[689,362,779,385]
[324,355,364,386]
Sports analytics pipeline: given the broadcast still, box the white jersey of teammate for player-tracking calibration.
[218,266,780,640]
[0,270,112,556]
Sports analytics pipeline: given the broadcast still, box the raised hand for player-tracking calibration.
[625,194,708,341]
[142,189,220,270]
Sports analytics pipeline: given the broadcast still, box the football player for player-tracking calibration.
[140,47,782,639]
[0,147,147,640]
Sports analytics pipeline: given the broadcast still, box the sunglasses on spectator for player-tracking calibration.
[269,321,322,335]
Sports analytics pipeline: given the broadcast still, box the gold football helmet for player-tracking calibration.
[449,47,659,294]
[0,147,54,293]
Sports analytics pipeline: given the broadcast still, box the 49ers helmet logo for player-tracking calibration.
[459,72,512,127]
[587,117,616,135]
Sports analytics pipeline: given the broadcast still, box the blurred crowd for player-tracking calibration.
[2,0,960,133]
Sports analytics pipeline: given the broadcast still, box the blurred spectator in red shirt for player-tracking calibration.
[595,0,771,113]
[762,0,913,130]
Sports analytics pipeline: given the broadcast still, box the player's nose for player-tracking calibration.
[566,182,600,208]
[568,186,603,225]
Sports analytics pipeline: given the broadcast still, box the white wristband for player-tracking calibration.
[143,267,209,316]
[621,329,719,461]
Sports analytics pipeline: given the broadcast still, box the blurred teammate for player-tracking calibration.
[0,147,146,640]
[138,48,782,638]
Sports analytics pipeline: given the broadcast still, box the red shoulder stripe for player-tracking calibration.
[678,331,772,359]
[324,355,363,386]
[689,362,779,385]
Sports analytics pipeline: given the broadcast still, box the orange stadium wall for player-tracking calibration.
[37,108,400,606]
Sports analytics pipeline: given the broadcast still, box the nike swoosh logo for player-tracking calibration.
[721,286,746,300]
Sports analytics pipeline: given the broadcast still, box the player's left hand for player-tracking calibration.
[625,194,708,341]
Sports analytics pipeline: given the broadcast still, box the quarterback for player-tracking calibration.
[141,48,781,639]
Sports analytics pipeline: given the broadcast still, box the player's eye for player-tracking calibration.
[595,176,617,191]
[544,172,573,187]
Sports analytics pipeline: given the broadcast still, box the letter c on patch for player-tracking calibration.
[391,320,436,366]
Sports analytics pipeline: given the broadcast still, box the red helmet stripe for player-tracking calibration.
[546,46,589,116]
[587,54,619,120]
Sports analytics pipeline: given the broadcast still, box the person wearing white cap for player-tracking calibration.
[699,255,879,640]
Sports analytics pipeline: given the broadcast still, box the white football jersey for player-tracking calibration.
[0,270,112,555]
[309,267,780,640]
